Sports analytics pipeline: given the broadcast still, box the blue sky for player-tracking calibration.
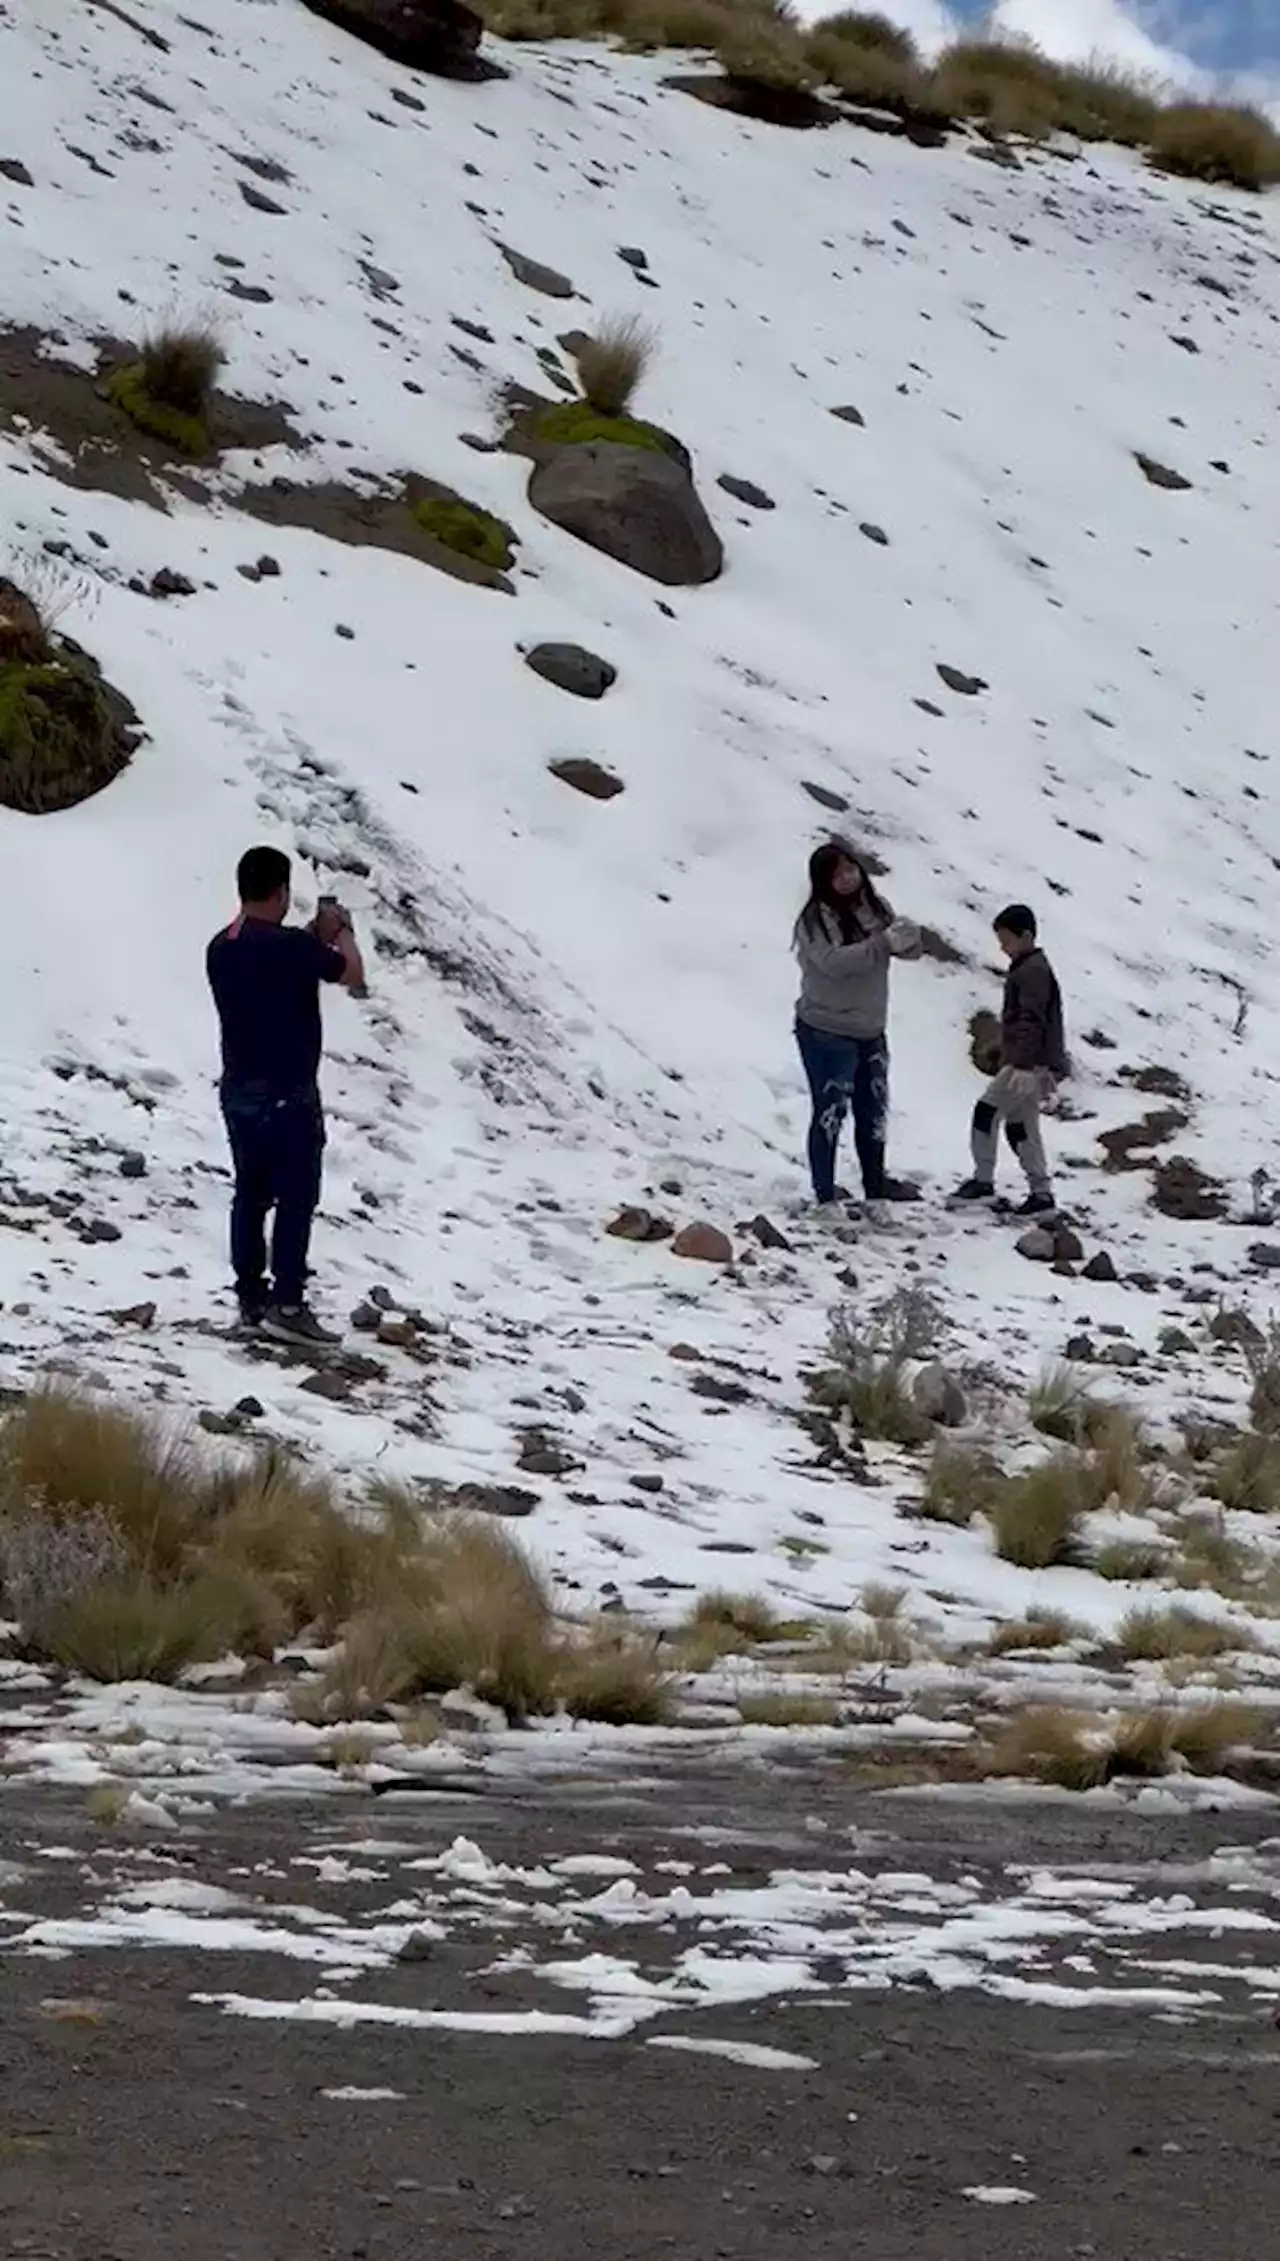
[800,3,1280,101]
[951,4,1280,74]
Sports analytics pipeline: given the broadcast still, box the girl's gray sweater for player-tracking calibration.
[794,904,896,1040]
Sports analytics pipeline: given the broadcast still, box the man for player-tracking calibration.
[952,903,1067,1218]
[206,845,364,1344]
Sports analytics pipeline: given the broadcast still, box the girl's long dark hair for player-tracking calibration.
[795,840,890,945]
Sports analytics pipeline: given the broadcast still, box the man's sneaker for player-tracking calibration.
[261,1303,341,1349]
[874,1176,922,1203]
[949,1178,996,1206]
[1015,1190,1058,1219]
[236,1295,269,1335]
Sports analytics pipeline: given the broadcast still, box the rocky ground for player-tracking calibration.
[1,1752,1277,2260]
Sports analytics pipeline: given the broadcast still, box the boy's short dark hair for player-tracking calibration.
[237,844,291,903]
[994,902,1036,940]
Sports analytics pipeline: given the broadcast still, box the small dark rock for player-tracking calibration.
[671,1221,734,1265]
[0,159,34,187]
[256,554,281,578]
[548,756,624,801]
[118,1151,148,1178]
[617,245,649,270]
[1135,450,1192,492]
[350,1300,383,1332]
[1065,1333,1095,1361]
[747,1214,792,1252]
[1248,1244,1280,1273]
[1081,1250,1117,1283]
[108,1301,156,1329]
[525,643,617,700]
[238,180,288,216]
[396,1929,437,1964]
[829,405,865,426]
[234,1395,265,1419]
[606,1206,673,1244]
[300,1368,356,1402]
[859,522,889,546]
[631,1472,665,1495]
[198,1408,244,1437]
[83,1218,123,1244]
[937,663,987,696]
[499,243,576,298]
[1152,1155,1226,1221]
[517,1430,579,1478]
[717,474,775,511]
[1053,1225,1085,1265]
[1016,1226,1056,1263]
[149,569,195,600]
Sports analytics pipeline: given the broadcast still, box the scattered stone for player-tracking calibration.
[606,1206,673,1243]
[747,1214,792,1252]
[1170,334,1199,354]
[82,1218,122,1244]
[397,1928,436,1964]
[1016,1226,1056,1263]
[517,1430,579,1478]
[1065,1333,1095,1361]
[351,1300,382,1331]
[800,780,849,814]
[0,159,34,187]
[148,569,195,600]
[1135,450,1192,492]
[0,579,47,664]
[911,1362,967,1427]
[937,663,987,696]
[238,180,288,217]
[548,756,624,801]
[198,1408,242,1436]
[234,1396,265,1419]
[525,643,617,699]
[1081,1250,1117,1283]
[498,243,576,298]
[1152,1155,1226,1221]
[530,442,723,588]
[1053,1224,1085,1265]
[376,1316,418,1348]
[447,1481,538,1518]
[829,404,865,426]
[671,1221,733,1265]
[859,521,889,546]
[631,1472,665,1495]
[256,554,281,578]
[118,1150,147,1178]
[717,474,775,511]
[300,1368,355,1402]
[690,1370,751,1405]
[1101,1340,1141,1370]
[617,245,649,270]
[1248,1245,1280,1273]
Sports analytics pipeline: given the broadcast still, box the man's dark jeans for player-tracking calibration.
[220,1083,324,1311]
[795,1020,889,1202]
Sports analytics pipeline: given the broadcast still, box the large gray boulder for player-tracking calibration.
[529,443,723,588]
[299,0,487,78]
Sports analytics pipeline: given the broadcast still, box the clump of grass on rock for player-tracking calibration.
[0,573,135,818]
[108,319,225,455]
[412,494,515,571]
[988,1453,1086,1569]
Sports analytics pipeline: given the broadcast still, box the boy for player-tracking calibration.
[952,904,1067,1218]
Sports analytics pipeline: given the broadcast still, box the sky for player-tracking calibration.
[799,1,1280,106]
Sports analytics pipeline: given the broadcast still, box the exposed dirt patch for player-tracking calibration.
[1098,1109,1189,1172]
[1152,1155,1227,1221]
[665,72,843,131]
[232,473,517,592]
[1120,1062,1192,1104]
[0,327,305,509]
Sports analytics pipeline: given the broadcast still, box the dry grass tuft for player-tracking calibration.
[986,1606,1082,1655]
[38,1574,236,1683]
[140,320,225,415]
[815,8,917,64]
[738,1689,841,1727]
[679,1588,782,1664]
[555,1622,675,1724]
[1214,1430,1280,1515]
[1147,102,1280,191]
[1172,1512,1254,1597]
[1092,1538,1167,1583]
[988,1454,1086,1569]
[1080,1408,1169,1518]
[714,14,817,90]
[806,29,923,108]
[985,1705,1109,1790]
[571,315,658,417]
[984,1699,1260,1789]
[1115,1602,1258,1663]
[919,1441,1003,1526]
[1029,1363,1096,1445]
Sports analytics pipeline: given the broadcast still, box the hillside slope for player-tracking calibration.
[2,0,1280,1643]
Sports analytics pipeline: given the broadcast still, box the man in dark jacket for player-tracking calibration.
[207,845,365,1343]
[952,904,1067,1217]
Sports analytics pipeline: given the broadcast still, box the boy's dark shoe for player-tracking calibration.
[1015,1190,1058,1218]
[261,1303,341,1349]
[236,1290,269,1334]
[949,1178,995,1206]
[874,1176,922,1203]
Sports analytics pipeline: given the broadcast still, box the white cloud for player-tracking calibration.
[990,0,1197,84]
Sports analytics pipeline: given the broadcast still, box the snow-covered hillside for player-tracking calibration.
[3,0,1280,1647]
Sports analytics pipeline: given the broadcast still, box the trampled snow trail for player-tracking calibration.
[2,0,1280,1640]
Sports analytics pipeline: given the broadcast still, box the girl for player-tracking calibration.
[793,841,921,1206]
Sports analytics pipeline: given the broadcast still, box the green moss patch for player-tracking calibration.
[533,401,674,456]
[411,495,515,571]
[0,648,140,815]
[107,363,210,457]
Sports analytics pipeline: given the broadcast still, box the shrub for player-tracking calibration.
[1092,1539,1167,1582]
[1172,1513,1253,1596]
[388,1514,555,1722]
[985,1699,1259,1788]
[1115,1603,1257,1662]
[0,1505,125,1631]
[1242,1319,1280,1435]
[140,320,225,416]
[738,1689,841,1726]
[617,0,730,51]
[39,1574,236,1682]
[1080,1408,1166,1517]
[713,16,816,91]
[532,399,672,455]
[931,38,1062,140]
[571,315,657,418]
[985,1705,1110,1790]
[0,1387,203,1577]
[1029,1363,1095,1444]
[809,1287,943,1448]
[0,654,125,816]
[986,1607,1082,1655]
[814,9,917,66]
[412,496,515,571]
[107,362,210,456]
[806,29,921,106]
[1147,103,1280,192]
[989,1455,1086,1569]
[555,1624,674,1723]
[1213,1430,1280,1514]
[682,1588,781,1659]
[919,1441,1002,1525]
